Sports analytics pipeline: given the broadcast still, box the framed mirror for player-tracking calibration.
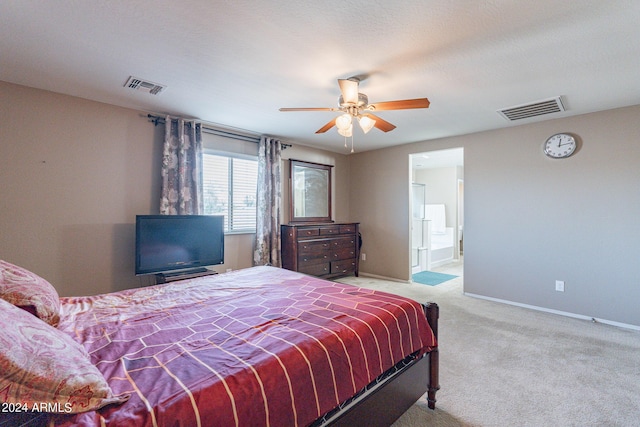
[289,159,333,223]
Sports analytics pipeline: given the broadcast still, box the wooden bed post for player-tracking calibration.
[425,302,440,410]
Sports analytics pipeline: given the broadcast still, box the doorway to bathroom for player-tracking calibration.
[410,148,464,277]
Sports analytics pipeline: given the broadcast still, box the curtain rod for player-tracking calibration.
[147,114,291,148]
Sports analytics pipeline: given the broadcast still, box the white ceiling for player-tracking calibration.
[2,1,640,154]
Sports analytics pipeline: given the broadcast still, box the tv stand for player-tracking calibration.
[155,268,218,284]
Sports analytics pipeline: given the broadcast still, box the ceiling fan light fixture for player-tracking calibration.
[358,115,376,134]
[279,78,430,151]
[338,124,353,137]
[336,113,352,130]
[338,78,359,105]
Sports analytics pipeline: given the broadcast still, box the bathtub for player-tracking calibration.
[412,219,455,273]
[429,227,455,267]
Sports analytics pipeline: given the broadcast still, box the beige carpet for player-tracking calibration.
[338,262,640,427]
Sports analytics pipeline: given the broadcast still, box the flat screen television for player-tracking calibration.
[135,215,224,275]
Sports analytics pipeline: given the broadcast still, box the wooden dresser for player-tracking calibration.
[281,222,359,279]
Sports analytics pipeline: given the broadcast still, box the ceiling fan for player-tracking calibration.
[279,77,430,139]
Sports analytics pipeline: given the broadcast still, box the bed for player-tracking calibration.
[1,262,439,427]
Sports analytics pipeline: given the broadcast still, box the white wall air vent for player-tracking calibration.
[124,76,166,95]
[497,96,565,121]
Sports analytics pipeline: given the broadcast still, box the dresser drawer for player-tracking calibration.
[299,262,330,276]
[299,236,354,254]
[331,247,356,261]
[298,239,331,255]
[319,225,341,236]
[329,236,356,249]
[298,251,329,265]
[297,228,320,237]
[331,259,356,275]
[339,224,356,234]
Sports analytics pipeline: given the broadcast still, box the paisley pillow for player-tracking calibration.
[0,260,61,326]
[0,298,129,414]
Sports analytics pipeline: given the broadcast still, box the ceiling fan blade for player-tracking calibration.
[338,78,359,105]
[364,113,396,132]
[315,118,337,133]
[369,98,430,111]
[279,107,336,112]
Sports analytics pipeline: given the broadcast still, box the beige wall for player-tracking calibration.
[350,149,412,280]
[4,79,638,326]
[350,104,640,326]
[0,81,349,296]
[1,82,160,296]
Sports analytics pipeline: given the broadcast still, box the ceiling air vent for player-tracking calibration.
[497,96,565,121]
[124,76,166,95]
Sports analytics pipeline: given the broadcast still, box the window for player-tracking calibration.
[202,153,258,232]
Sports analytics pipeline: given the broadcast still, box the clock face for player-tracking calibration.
[544,133,576,158]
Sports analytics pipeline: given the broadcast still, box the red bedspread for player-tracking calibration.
[54,266,436,427]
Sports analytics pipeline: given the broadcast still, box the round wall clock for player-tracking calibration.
[543,133,577,158]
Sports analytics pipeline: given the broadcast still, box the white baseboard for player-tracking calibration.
[464,292,640,332]
[359,272,410,284]
[429,257,453,269]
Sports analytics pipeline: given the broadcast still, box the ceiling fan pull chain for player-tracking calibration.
[350,135,355,153]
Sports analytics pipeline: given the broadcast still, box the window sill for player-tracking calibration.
[224,230,256,236]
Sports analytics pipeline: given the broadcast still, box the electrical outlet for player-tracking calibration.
[555,280,565,292]
[361,253,366,261]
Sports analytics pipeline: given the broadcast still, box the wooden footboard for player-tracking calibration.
[327,302,440,426]
[425,302,440,410]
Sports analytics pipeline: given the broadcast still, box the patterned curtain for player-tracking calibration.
[160,116,203,215]
[253,137,282,266]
